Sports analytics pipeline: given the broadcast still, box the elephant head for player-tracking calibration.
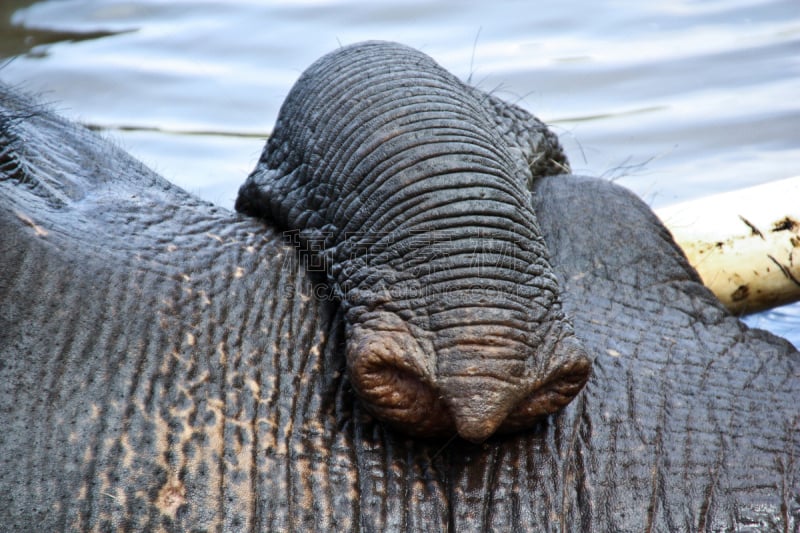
[234,41,591,442]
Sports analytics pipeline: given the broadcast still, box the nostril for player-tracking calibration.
[345,331,455,437]
[352,354,427,410]
[544,338,592,401]
[344,326,591,440]
[503,339,592,431]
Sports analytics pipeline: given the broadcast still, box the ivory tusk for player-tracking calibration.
[656,176,800,314]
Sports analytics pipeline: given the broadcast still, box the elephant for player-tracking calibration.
[234,41,590,443]
[1,40,798,532]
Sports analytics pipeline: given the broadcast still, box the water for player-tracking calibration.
[1,0,798,346]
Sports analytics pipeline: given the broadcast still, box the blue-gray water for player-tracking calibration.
[2,0,798,346]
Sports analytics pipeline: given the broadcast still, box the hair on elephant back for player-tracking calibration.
[235,40,591,442]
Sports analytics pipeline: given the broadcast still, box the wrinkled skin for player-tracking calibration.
[235,42,589,443]
[1,63,799,532]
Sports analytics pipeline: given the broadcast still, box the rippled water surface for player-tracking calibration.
[1,0,798,345]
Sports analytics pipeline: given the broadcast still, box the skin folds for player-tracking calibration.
[235,41,590,442]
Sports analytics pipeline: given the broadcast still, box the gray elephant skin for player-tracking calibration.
[235,42,590,444]
[1,41,798,532]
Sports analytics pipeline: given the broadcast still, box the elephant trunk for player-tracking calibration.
[236,41,590,441]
